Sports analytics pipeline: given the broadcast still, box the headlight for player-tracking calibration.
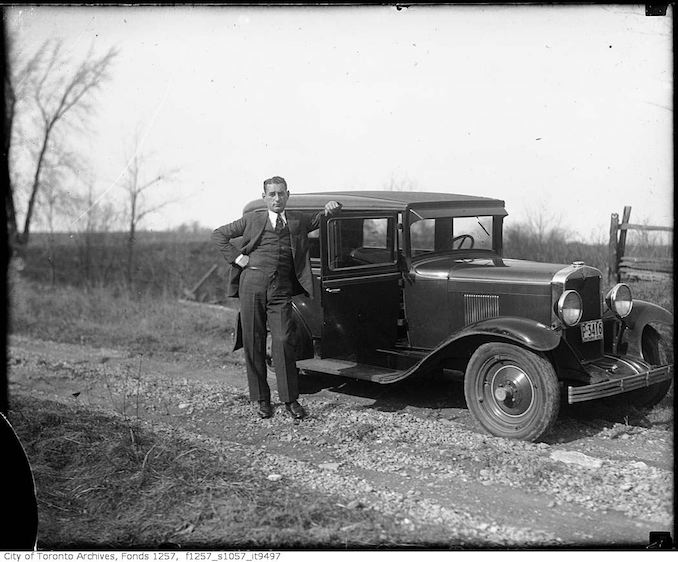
[606,283,633,318]
[557,290,583,326]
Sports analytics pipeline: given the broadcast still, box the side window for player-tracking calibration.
[410,218,435,255]
[328,216,396,270]
[410,218,454,255]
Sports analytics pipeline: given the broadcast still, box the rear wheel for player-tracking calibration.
[625,326,672,410]
[464,343,560,441]
[265,331,275,375]
[265,320,313,376]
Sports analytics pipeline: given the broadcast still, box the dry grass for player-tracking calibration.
[629,279,674,314]
[9,394,445,549]
[9,279,236,361]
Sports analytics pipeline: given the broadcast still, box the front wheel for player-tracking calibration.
[464,343,560,441]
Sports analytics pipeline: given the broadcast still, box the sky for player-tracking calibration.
[5,4,674,242]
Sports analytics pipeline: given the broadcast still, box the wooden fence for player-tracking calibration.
[608,206,673,283]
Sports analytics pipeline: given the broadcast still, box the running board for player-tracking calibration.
[296,358,406,384]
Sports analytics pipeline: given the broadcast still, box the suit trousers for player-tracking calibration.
[238,267,298,403]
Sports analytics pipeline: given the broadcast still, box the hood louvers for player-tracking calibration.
[464,293,500,324]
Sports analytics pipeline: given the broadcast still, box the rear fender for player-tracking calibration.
[623,300,673,357]
[291,302,314,360]
[233,312,243,351]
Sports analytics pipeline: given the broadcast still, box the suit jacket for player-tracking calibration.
[212,209,323,299]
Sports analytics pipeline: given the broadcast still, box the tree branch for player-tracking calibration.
[8,39,118,248]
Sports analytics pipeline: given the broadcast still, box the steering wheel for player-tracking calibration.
[452,234,475,250]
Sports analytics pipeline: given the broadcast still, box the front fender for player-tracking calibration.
[449,316,562,352]
[401,317,559,379]
[375,316,561,384]
[623,300,674,357]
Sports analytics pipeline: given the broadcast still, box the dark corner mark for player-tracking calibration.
[0,413,39,549]
[647,531,673,549]
[645,3,669,16]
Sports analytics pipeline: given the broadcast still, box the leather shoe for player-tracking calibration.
[258,400,273,419]
[285,401,307,419]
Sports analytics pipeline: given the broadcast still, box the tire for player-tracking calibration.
[625,326,672,410]
[464,343,560,441]
[265,330,275,375]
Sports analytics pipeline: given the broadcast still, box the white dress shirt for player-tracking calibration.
[268,210,287,229]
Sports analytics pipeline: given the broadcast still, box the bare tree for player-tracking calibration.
[69,175,121,286]
[40,171,64,286]
[524,202,569,251]
[36,145,85,284]
[384,172,418,192]
[79,180,98,284]
[4,35,33,249]
[121,131,179,288]
[5,36,118,257]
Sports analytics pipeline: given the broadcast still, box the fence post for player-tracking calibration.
[608,213,619,284]
[617,206,632,282]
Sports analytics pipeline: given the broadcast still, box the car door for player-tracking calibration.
[319,211,401,363]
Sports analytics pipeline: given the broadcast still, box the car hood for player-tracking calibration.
[412,255,567,284]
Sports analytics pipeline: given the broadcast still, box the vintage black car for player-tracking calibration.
[240,191,673,441]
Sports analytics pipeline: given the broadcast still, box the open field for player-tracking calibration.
[5,270,674,549]
[24,225,670,302]
[20,230,227,300]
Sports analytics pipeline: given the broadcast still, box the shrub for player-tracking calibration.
[503,223,607,272]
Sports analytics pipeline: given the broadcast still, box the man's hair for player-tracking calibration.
[263,176,287,192]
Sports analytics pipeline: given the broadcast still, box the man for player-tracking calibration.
[212,176,341,420]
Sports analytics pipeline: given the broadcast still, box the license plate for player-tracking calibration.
[580,319,603,342]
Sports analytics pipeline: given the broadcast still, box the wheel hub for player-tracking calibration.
[493,384,513,403]
[489,365,534,416]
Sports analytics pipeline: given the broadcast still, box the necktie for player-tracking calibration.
[275,213,284,233]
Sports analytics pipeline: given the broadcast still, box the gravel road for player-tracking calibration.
[7,334,674,548]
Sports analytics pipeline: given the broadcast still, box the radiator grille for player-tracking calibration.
[563,273,603,361]
[464,294,500,324]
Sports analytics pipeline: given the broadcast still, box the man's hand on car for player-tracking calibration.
[324,201,342,215]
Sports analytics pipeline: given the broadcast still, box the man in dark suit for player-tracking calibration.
[212,176,341,420]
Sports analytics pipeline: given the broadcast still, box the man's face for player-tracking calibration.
[263,183,289,213]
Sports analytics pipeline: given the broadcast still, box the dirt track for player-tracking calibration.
[7,334,674,548]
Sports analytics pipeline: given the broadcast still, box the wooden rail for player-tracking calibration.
[608,206,672,283]
[182,263,219,302]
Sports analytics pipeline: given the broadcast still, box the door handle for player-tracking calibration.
[325,287,342,293]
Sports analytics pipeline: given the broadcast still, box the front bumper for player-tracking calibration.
[567,355,673,404]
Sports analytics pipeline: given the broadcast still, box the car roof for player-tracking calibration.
[243,191,506,213]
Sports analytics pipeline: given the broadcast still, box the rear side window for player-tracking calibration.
[327,216,396,270]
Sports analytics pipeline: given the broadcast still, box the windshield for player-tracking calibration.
[409,211,495,256]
